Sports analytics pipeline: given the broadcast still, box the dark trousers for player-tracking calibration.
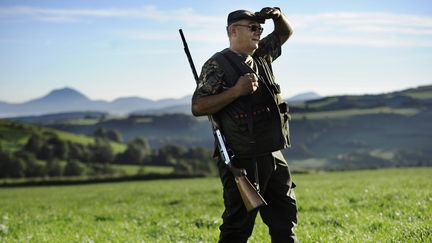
[217,152,298,243]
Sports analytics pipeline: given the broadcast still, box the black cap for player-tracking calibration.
[227,10,265,26]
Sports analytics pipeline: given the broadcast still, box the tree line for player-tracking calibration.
[0,128,216,179]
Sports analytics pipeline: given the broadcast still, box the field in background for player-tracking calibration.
[0,168,430,242]
[291,107,420,120]
[0,119,126,154]
[111,164,173,175]
[2,85,431,179]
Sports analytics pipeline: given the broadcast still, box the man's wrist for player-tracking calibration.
[273,7,282,21]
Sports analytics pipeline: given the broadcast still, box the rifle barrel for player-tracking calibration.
[179,29,199,83]
[179,28,230,162]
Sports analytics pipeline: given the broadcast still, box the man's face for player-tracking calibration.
[231,20,263,54]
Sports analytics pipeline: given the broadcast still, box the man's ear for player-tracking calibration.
[228,25,237,37]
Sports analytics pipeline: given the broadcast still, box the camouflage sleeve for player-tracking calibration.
[254,32,282,63]
[192,57,226,99]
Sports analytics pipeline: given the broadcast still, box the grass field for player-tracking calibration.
[291,107,420,120]
[111,164,174,175]
[0,119,126,154]
[0,168,431,242]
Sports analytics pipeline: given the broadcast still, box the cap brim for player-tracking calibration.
[228,16,265,25]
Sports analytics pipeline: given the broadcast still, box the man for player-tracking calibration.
[192,7,298,243]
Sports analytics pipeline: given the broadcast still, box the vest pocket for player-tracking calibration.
[252,109,285,154]
[279,102,291,147]
[278,102,289,113]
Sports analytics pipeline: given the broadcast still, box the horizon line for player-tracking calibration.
[1,83,431,104]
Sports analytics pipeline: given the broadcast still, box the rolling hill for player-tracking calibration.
[0,119,126,154]
[0,87,321,118]
[0,87,192,117]
[4,84,432,170]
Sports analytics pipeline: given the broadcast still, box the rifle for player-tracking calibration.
[179,29,267,212]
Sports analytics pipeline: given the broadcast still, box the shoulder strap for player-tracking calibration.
[215,50,256,153]
[218,51,260,189]
[220,49,251,75]
[212,49,243,87]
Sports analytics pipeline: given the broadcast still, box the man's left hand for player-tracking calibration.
[258,7,281,20]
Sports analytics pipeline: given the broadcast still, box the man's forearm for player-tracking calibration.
[191,88,240,116]
[273,10,293,44]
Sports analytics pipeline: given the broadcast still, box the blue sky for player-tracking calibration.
[1,0,431,103]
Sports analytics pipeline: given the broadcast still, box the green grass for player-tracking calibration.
[302,97,339,109]
[40,129,126,154]
[291,158,331,171]
[61,118,100,125]
[296,168,432,242]
[111,164,174,175]
[0,164,174,185]
[0,120,36,151]
[54,130,95,145]
[403,91,432,99]
[0,168,430,242]
[292,107,420,120]
[0,119,126,154]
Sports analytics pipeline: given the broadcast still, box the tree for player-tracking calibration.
[24,134,44,154]
[184,147,212,160]
[159,144,186,159]
[0,151,26,178]
[115,137,151,164]
[106,129,123,143]
[68,142,91,162]
[94,128,123,143]
[168,146,216,175]
[173,158,217,176]
[10,159,26,178]
[37,143,54,161]
[25,158,46,177]
[46,158,63,177]
[91,138,114,163]
[0,151,12,178]
[64,159,85,176]
[47,137,69,160]
[94,127,106,138]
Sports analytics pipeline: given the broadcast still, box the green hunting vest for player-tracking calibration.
[213,49,291,158]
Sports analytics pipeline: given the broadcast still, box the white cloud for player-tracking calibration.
[290,12,432,47]
[120,29,226,43]
[0,5,223,25]
[1,6,432,47]
[292,35,432,48]
[292,12,432,29]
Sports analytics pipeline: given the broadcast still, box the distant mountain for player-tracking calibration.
[0,87,191,118]
[25,87,90,105]
[132,93,320,115]
[287,92,321,104]
[6,84,431,171]
[0,101,8,109]
[6,85,429,118]
[1,87,322,118]
[111,97,153,106]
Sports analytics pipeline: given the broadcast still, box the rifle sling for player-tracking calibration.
[216,50,262,192]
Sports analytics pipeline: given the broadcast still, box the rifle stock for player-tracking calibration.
[235,175,267,212]
[179,28,267,212]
